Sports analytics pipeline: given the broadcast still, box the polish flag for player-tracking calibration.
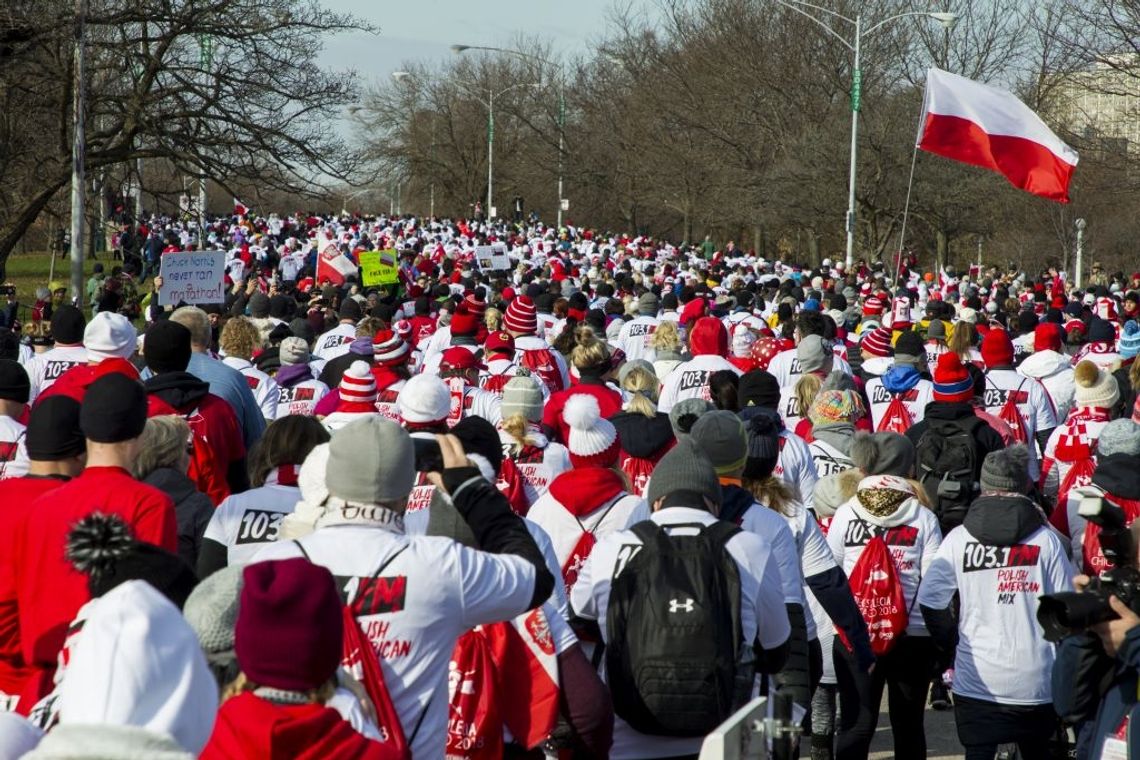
[233,198,248,217]
[315,231,357,286]
[918,68,1078,202]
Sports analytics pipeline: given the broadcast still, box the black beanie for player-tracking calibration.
[50,305,86,345]
[452,416,503,476]
[248,292,271,318]
[81,373,147,443]
[144,321,193,374]
[67,513,197,609]
[27,395,85,460]
[0,359,30,404]
[738,370,781,410]
[339,298,362,321]
[743,409,782,481]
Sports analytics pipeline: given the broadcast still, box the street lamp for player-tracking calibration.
[453,44,567,227]
[769,1,958,269]
[390,72,438,218]
[1075,217,1087,289]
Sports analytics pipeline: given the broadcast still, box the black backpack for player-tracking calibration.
[605,520,749,737]
[915,415,985,532]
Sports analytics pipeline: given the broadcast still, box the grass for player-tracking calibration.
[4,251,153,322]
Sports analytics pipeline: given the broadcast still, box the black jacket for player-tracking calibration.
[143,467,213,569]
[906,401,1005,476]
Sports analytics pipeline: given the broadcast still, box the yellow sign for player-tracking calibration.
[358,249,399,287]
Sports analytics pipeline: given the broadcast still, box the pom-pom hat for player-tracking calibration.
[563,394,620,468]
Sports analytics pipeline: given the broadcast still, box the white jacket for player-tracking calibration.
[1018,350,1076,424]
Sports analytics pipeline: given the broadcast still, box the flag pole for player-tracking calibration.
[893,92,930,287]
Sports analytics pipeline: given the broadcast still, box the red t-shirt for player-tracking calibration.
[15,466,176,700]
[0,476,69,698]
[542,383,624,444]
[37,359,140,405]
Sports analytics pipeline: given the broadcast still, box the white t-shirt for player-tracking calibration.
[254,521,537,759]
[570,507,791,760]
[312,323,357,362]
[222,357,280,421]
[865,377,934,431]
[773,430,819,510]
[827,499,942,635]
[917,521,1073,704]
[275,378,330,418]
[527,490,648,585]
[26,345,88,402]
[202,478,300,568]
[807,438,855,478]
[615,316,660,363]
[781,501,839,641]
[497,428,570,508]
[981,368,1058,480]
[0,416,29,480]
[657,355,741,413]
[766,348,852,388]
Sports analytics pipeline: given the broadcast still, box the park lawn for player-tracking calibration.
[4,252,154,323]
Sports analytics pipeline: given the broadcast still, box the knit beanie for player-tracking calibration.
[372,329,410,368]
[325,416,415,504]
[143,321,193,374]
[564,394,620,468]
[397,373,451,425]
[1121,321,1140,359]
[463,292,487,318]
[669,397,714,437]
[278,336,310,366]
[81,373,147,443]
[338,298,362,322]
[183,565,243,664]
[797,335,832,373]
[501,374,544,421]
[1034,322,1064,352]
[26,395,84,460]
[742,408,782,481]
[732,328,756,358]
[236,558,343,692]
[980,328,1015,368]
[248,292,270,319]
[980,445,1030,493]
[83,312,138,362]
[809,389,865,426]
[932,352,973,403]
[1098,418,1140,457]
[504,295,538,335]
[893,331,924,365]
[850,431,915,477]
[1087,316,1115,344]
[927,320,946,341]
[738,370,781,411]
[638,291,660,317]
[690,411,748,476]
[646,437,722,508]
[861,325,893,358]
[452,415,503,479]
[50,305,86,345]
[339,360,377,405]
[1073,360,1120,409]
[288,318,316,345]
[0,360,29,404]
[450,305,479,337]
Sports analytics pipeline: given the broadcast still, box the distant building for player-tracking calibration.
[1053,55,1140,153]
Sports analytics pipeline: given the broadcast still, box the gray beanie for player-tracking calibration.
[980,445,1030,493]
[669,398,714,437]
[183,565,243,657]
[279,336,310,366]
[1098,419,1140,457]
[797,335,832,373]
[646,438,722,508]
[850,432,916,477]
[326,417,415,504]
[618,358,655,385]
[501,375,544,421]
[814,469,861,518]
[637,291,660,316]
[927,320,947,340]
[690,411,747,476]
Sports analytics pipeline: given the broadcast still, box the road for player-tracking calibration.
[869,695,964,759]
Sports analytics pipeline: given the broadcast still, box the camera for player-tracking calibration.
[1038,494,1140,643]
[412,436,442,473]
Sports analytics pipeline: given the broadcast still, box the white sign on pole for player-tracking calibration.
[560,199,570,211]
[158,250,226,305]
[474,243,511,271]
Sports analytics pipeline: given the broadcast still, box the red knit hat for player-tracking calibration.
[1034,322,1063,352]
[371,329,410,368]
[980,327,1014,368]
[440,346,486,372]
[339,360,378,404]
[503,296,538,335]
[236,558,344,692]
[450,304,480,336]
[862,296,885,316]
[563,394,620,468]
[860,325,893,358]
[463,292,487,318]
[680,297,708,326]
[932,352,974,403]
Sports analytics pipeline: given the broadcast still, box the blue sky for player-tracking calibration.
[319,0,652,91]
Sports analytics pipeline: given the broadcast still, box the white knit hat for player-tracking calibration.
[1073,360,1120,409]
[563,394,619,468]
[84,312,137,361]
[397,373,451,424]
[339,361,377,405]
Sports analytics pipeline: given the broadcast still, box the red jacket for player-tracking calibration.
[36,359,139,405]
[15,467,176,703]
[0,476,69,700]
[202,692,396,760]
[542,381,623,444]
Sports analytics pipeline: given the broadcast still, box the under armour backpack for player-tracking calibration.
[605,521,749,737]
[915,415,984,533]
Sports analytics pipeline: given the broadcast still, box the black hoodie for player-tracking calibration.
[144,371,211,411]
[609,411,674,459]
[1093,454,1140,501]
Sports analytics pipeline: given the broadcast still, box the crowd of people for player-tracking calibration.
[1,209,1139,760]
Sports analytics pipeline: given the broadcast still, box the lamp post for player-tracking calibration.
[453,44,566,227]
[1075,217,1087,289]
[68,0,89,305]
[459,80,542,221]
[768,1,957,269]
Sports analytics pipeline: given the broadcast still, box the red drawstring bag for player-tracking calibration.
[445,629,502,759]
[837,529,909,657]
[877,394,914,435]
[341,607,410,759]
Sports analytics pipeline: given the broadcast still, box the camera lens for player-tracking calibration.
[1037,591,1118,643]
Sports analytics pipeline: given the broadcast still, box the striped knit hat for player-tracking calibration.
[862,295,885,316]
[808,389,866,425]
[339,361,377,405]
[563,394,620,468]
[932,352,973,403]
[503,295,538,335]
[371,330,410,368]
[464,293,487,318]
[861,325,893,358]
[1121,320,1140,359]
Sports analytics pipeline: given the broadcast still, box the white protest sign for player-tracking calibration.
[474,243,511,271]
[158,250,227,305]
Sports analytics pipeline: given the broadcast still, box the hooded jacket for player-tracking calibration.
[201,692,391,760]
[142,467,213,569]
[609,411,675,459]
[1018,349,1076,422]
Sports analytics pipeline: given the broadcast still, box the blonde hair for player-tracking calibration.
[501,414,536,454]
[355,317,384,338]
[650,319,682,352]
[948,321,976,362]
[793,373,822,420]
[484,307,502,331]
[219,316,262,360]
[134,415,191,479]
[621,365,660,418]
[742,475,798,517]
[570,324,610,373]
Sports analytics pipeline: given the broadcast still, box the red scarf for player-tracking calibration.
[548,467,626,517]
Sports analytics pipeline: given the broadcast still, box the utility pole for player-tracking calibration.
[1075,218,1087,289]
[68,0,90,306]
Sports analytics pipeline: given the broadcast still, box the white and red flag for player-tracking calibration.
[315,230,357,286]
[233,198,249,217]
[918,68,1078,202]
